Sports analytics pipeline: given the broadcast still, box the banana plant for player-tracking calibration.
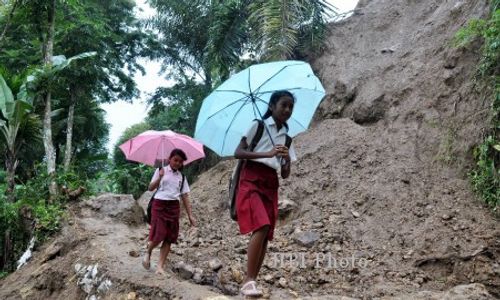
[0,74,41,202]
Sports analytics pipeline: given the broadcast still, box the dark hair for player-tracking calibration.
[169,148,187,161]
[262,90,296,119]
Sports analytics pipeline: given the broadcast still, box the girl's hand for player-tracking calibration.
[268,145,285,158]
[278,146,290,161]
[189,215,196,227]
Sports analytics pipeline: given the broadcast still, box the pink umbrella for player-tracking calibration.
[119,130,205,166]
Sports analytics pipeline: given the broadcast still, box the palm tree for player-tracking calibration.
[149,0,336,82]
[248,0,336,60]
[0,74,41,202]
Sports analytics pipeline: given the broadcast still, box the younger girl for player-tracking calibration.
[234,90,297,296]
[142,148,196,275]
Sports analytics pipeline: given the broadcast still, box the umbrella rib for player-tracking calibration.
[205,95,249,121]
[253,63,304,94]
[214,89,249,95]
[248,67,252,94]
[221,98,251,154]
[257,87,325,95]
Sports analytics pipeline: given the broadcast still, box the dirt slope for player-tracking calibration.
[1,0,499,299]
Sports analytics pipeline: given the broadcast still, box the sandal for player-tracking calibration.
[240,280,263,297]
[142,254,151,270]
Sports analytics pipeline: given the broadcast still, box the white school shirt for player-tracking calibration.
[243,118,297,171]
[150,165,190,201]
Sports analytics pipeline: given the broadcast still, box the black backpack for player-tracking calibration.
[229,120,292,221]
[146,170,185,224]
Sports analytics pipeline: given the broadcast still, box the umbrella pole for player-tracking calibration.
[253,101,287,166]
[162,137,165,168]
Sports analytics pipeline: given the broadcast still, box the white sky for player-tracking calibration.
[103,0,358,152]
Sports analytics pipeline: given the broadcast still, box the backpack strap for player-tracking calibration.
[285,135,292,149]
[248,119,264,151]
[180,173,186,194]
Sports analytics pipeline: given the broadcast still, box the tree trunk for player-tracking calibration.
[5,151,18,202]
[2,230,12,271]
[42,0,58,200]
[63,89,76,172]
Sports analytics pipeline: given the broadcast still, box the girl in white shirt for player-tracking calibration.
[234,90,297,296]
[142,149,196,275]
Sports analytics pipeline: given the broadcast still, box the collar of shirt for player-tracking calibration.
[165,165,179,174]
[264,117,288,134]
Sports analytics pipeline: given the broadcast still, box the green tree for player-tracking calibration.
[55,0,151,171]
[111,122,152,199]
[0,74,41,202]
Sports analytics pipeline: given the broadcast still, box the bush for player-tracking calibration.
[107,164,152,199]
[455,1,500,209]
[0,193,64,272]
[470,136,500,209]
[0,167,67,273]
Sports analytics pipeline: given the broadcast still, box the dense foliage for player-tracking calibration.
[455,0,499,209]
[0,0,335,275]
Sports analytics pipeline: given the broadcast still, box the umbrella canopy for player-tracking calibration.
[194,60,325,157]
[119,130,205,166]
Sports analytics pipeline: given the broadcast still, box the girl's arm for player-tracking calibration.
[148,168,164,191]
[181,193,196,226]
[234,138,283,159]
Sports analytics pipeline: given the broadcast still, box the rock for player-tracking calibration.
[97,280,112,294]
[127,292,137,300]
[223,283,240,296]
[263,274,274,283]
[351,210,361,218]
[81,194,144,226]
[91,264,98,279]
[208,258,223,271]
[316,80,357,120]
[381,47,395,53]
[231,267,243,283]
[278,199,297,219]
[278,277,287,288]
[389,283,494,299]
[192,267,204,283]
[312,222,324,229]
[74,263,82,273]
[442,214,453,221]
[354,198,365,206]
[78,277,93,294]
[128,250,140,257]
[174,261,194,279]
[294,231,321,248]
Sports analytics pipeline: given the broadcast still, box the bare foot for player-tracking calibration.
[142,253,151,270]
[155,267,166,276]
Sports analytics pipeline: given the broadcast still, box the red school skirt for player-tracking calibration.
[149,199,180,243]
[236,160,279,241]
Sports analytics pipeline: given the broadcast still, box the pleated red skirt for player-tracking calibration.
[236,160,279,241]
[149,199,180,243]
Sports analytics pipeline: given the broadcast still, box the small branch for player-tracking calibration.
[0,0,20,44]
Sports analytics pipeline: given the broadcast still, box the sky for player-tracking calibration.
[103,0,359,152]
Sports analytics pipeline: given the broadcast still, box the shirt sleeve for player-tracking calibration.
[150,168,159,184]
[243,120,259,145]
[181,177,190,195]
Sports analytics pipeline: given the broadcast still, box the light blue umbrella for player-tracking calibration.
[194,60,325,157]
